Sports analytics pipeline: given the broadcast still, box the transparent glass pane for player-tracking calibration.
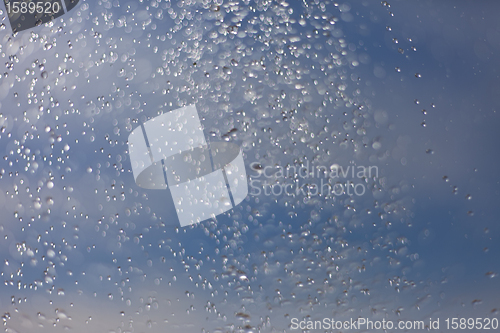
[0,0,498,332]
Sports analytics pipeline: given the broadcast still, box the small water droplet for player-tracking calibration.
[486,271,498,278]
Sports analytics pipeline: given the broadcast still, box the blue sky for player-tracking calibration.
[0,0,498,332]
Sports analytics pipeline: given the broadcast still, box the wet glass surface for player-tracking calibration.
[0,0,498,332]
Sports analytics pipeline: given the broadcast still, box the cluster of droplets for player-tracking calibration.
[1,0,491,331]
